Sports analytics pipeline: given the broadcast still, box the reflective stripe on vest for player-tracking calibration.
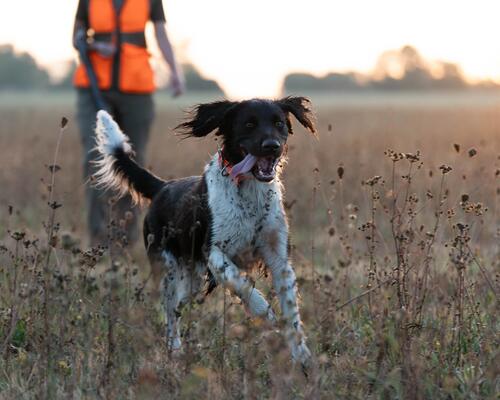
[74,0,155,94]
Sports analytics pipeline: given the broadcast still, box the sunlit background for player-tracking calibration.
[1,0,500,98]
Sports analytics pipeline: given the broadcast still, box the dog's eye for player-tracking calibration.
[245,122,255,129]
[275,121,284,128]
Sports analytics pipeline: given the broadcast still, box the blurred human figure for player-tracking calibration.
[73,0,184,246]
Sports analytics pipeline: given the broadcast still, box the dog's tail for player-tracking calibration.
[93,110,164,204]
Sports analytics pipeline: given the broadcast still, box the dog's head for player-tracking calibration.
[176,97,316,182]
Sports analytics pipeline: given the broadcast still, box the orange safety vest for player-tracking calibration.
[74,0,155,93]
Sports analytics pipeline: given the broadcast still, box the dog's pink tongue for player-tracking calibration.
[230,154,257,180]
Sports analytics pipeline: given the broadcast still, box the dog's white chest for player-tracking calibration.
[205,156,284,258]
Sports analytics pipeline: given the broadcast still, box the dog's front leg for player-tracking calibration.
[208,246,276,321]
[261,232,312,368]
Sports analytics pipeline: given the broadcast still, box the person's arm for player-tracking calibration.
[72,0,116,58]
[73,20,116,57]
[154,21,185,97]
[72,19,87,50]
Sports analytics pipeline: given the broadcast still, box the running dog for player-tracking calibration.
[93,97,316,368]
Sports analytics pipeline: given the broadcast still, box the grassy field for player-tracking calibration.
[0,91,498,399]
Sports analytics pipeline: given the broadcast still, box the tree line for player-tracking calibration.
[283,46,499,92]
[1,44,498,93]
[0,44,223,93]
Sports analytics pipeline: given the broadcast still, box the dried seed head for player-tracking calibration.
[453,143,460,153]
[439,164,452,174]
[48,201,62,209]
[10,231,26,241]
[468,148,477,157]
[403,151,420,163]
[47,164,61,173]
[49,235,59,248]
[337,165,344,179]
[365,175,382,186]
[385,149,404,162]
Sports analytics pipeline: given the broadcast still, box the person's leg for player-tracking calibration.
[111,93,155,245]
[76,89,112,246]
[115,93,154,165]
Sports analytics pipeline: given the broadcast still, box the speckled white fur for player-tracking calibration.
[161,250,206,351]
[203,154,311,366]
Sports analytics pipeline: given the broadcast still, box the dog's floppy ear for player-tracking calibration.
[175,100,238,137]
[277,96,316,136]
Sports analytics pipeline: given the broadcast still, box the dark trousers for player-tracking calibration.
[76,89,154,246]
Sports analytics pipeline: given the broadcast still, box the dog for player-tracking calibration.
[93,96,316,368]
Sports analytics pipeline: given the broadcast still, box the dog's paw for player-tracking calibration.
[167,337,182,352]
[291,340,312,372]
[266,307,277,324]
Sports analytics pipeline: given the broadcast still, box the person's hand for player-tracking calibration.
[91,41,116,58]
[74,28,86,48]
[169,71,185,98]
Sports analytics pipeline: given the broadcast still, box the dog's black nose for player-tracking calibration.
[261,138,281,152]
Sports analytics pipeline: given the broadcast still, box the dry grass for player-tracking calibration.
[0,92,498,399]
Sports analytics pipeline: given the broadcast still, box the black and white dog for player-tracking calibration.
[93,97,316,367]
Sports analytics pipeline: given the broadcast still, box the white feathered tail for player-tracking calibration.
[92,110,164,204]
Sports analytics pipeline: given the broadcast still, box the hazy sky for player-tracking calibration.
[1,0,499,98]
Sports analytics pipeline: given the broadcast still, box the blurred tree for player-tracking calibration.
[371,45,467,90]
[434,62,466,89]
[372,45,433,90]
[283,72,363,92]
[0,45,50,89]
[182,63,224,93]
[54,61,77,89]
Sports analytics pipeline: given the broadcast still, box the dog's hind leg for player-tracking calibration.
[161,251,185,350]
[208,247,276,321]
[161,251,204,350]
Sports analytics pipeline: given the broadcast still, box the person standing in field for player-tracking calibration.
[72,0,184,246]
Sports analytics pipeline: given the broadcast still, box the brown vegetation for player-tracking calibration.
[0,94,498,398]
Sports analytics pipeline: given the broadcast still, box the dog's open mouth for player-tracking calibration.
[252,156,279,182]
[229,153,279,182]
